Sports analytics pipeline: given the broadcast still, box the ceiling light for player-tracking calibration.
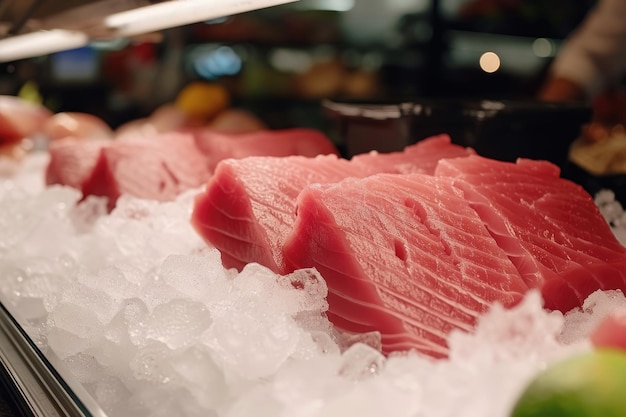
[0,30,89,63]
[105,0,299,38]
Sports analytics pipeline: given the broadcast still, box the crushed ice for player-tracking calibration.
[0,154,626,417]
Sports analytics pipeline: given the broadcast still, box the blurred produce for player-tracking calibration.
[116,81,265,138]
[511,349,626,417]
[175,81,230,123]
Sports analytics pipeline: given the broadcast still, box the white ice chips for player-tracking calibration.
[1,154,625,417]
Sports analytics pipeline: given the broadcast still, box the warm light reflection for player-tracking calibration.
[479,52,500,73]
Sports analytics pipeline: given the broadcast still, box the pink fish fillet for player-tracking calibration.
[0,96,51,143]
[435,155,626,313]
[191,135,474,273]
[192,154,370,273]
[192,128,340,172]
[282,173,528,357]
[351,134,476,174]
[82,133,211,210]
[46,139,109,189]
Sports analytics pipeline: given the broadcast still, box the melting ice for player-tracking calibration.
[1,153,626,417]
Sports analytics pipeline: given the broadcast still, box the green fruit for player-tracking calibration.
[511,349,626,417]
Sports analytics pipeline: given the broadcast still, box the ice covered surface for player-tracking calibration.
[0,153,625,417]
[595,189,626,246]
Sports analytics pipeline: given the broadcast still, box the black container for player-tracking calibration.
[323,99,592,169]
[323,99,626,204]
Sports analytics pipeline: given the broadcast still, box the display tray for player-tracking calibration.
[0,302,106,417]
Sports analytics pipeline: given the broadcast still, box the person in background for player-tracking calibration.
[538,0,626,143]
[539,0,626,102]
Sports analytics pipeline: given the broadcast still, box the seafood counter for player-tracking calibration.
[1,96,626,416]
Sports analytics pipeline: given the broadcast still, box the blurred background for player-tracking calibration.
[0,0,597,132]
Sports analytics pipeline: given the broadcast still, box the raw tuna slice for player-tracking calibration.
[82,133,211,210]
[436,155,626,313]
[351,134,475,174]
[191,135,474,273]
[46,139,109,189]
[0,96,51,143]
[192,154,369,273]
[192,128,340,172]
[283,173,528,357]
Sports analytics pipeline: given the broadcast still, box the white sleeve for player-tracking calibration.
[551,0,626,96]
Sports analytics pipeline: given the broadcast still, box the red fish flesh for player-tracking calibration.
[282,174,528,357]
[46,139,109,189]
[192,154,367,273]
[351,134,475,174]
[82,133,211,211]
[0,96,51,144]
[191,135,474,273]
[192,128,340,172]
[435,155,626,313]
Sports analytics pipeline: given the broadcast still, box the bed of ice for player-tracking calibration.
[1,153,626,417]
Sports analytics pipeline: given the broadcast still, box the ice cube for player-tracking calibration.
[63,353,105,384]
[224,384,283,417]
[127,384,215,417]
[143,299,212,350]
[158,253,224,301]
[169,346,227,409]
[338,343,386,380]
[108,297,149,346]
[12,296,47,321]
[70,195,108,233]
[139,273,185,312]
[47,327,98,359]
[59,283,116,325]
[448,291,570,364]
[560,289,626,344]
[206,308,301,380]
[314,374,421,417]
[92,376,132,417]
[78,266,139,303]
[335,329,383,353]
[129,342,175,383]
[279,268,329,313]
[48,301,103,339]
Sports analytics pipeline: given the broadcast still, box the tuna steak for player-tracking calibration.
[282,173,528,357]
[82,133,211,211]
[46,139,108,189]
[435,155,626,313]
[192,128,340,172]
[351,134,476,174]
[191,135,473,273]
[192,154,369,273]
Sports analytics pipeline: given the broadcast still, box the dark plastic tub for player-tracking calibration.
[323,98,626,204]
[323,99,592,169]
